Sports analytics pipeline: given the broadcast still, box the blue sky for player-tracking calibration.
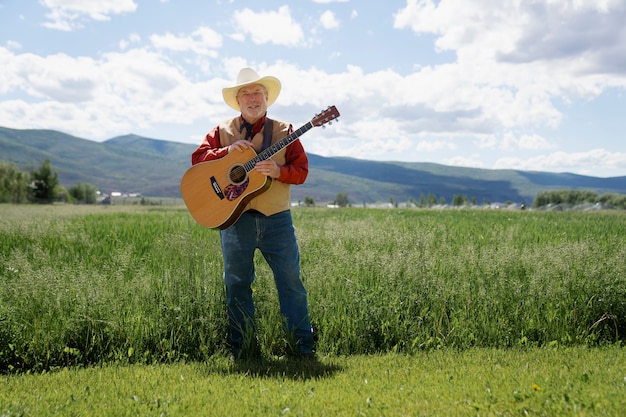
[1,0,625,177]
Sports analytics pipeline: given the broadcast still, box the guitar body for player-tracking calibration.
[181,105,340,229]
[180,147,270,229]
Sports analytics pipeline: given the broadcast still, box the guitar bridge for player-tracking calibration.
[210,176,225,200]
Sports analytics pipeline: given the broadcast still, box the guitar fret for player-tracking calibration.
[245,122,314,172]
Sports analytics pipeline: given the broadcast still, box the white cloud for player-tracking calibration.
[119,33,141,50]
[445,155,485,169]
[416,140,457,152]
[0,48,22,95]
[392,0,626,130]
[493,149,626,175]
[0,46,223,139]
[150,27,222,56]
[6,40,22,51]
[232,6,305,47]
[501,132,556,150]
[476,135,498,149]
[320,11,340,30]
[40,0,138,31]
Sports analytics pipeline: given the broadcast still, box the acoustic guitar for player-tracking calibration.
[181,105,340,229]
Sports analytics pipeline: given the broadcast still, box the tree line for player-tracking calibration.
[317,190,626,210]
[0,159,98,204]
[3,158,625,209]
[532,189,626,210]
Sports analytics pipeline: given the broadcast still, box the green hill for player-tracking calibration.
[2,126,625,204]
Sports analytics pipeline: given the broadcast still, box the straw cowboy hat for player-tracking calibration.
[222,67,282,112]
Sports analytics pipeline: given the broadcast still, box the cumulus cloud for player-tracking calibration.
[232,6,305,47]
[150,27,222,56]
[445,155,485,169]
[389,0,626,173]
[416,140,457,152]
[393,0,626,89]
[320,11,340,30]
[40,0,138,31]
[493,149,626,175]
[119,34,141,50]
[0,46,222,139]
[501,132,556,150]
[6,40,22,51]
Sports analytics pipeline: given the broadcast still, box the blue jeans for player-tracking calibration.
[220,210,314,354]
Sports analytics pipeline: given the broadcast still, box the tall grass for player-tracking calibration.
[1,205,624,372]
[295,209,625,353]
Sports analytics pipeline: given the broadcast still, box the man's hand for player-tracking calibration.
[228,140,253,153]
[254,160,280,179]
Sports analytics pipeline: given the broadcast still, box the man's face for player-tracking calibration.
[237,84,268,122]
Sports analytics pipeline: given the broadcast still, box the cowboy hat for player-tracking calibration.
[222,67,281,112]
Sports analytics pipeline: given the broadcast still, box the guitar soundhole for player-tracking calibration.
[229,164,247,185]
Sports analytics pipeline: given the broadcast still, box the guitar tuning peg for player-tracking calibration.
[322,125,326,129]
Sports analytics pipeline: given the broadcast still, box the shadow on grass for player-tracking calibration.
[224,355,343,381]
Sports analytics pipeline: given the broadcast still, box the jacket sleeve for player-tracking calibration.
[191,126,229,165]
[278,134,308,185]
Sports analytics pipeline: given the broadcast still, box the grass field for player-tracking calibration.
[2,347,624,416]
[1,204,625,415]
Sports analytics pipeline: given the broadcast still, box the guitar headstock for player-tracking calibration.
[311,105,340,127]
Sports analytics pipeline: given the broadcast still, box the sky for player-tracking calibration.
[1,0,626,177]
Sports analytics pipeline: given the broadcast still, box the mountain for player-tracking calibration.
[2,126,626,204]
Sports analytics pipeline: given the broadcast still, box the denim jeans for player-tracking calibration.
[220,210,314,354]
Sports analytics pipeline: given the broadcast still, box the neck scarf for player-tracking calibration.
[239,115,267,141]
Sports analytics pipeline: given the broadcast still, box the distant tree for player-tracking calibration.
[56,185,72,203]
[303,196,315,207]
[426,193,437,207]
[599,193,626,209]
[530,189,624,209]
[452,194,468,207]
[0,161,30,203]
[335,192,349,207]
[30,158,58,204]
[69,183,85,203]
[82,183,98,204]
[69,182,98,204]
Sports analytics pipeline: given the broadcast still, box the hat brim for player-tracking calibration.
[222,76,281,112]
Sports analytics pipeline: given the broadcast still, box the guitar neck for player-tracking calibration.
[244,121,313,172]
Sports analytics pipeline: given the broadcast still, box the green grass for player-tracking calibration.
[1,205,625,415]
[1,205,625,371]
[2,347,625,416]
[296,208,626,353]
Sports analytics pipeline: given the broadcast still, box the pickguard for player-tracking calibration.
[224,178,250,201]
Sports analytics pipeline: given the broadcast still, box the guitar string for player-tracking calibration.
[209,115,334,186]
[219,122,314,185]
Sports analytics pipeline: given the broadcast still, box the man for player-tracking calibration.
[191,68,314,360]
